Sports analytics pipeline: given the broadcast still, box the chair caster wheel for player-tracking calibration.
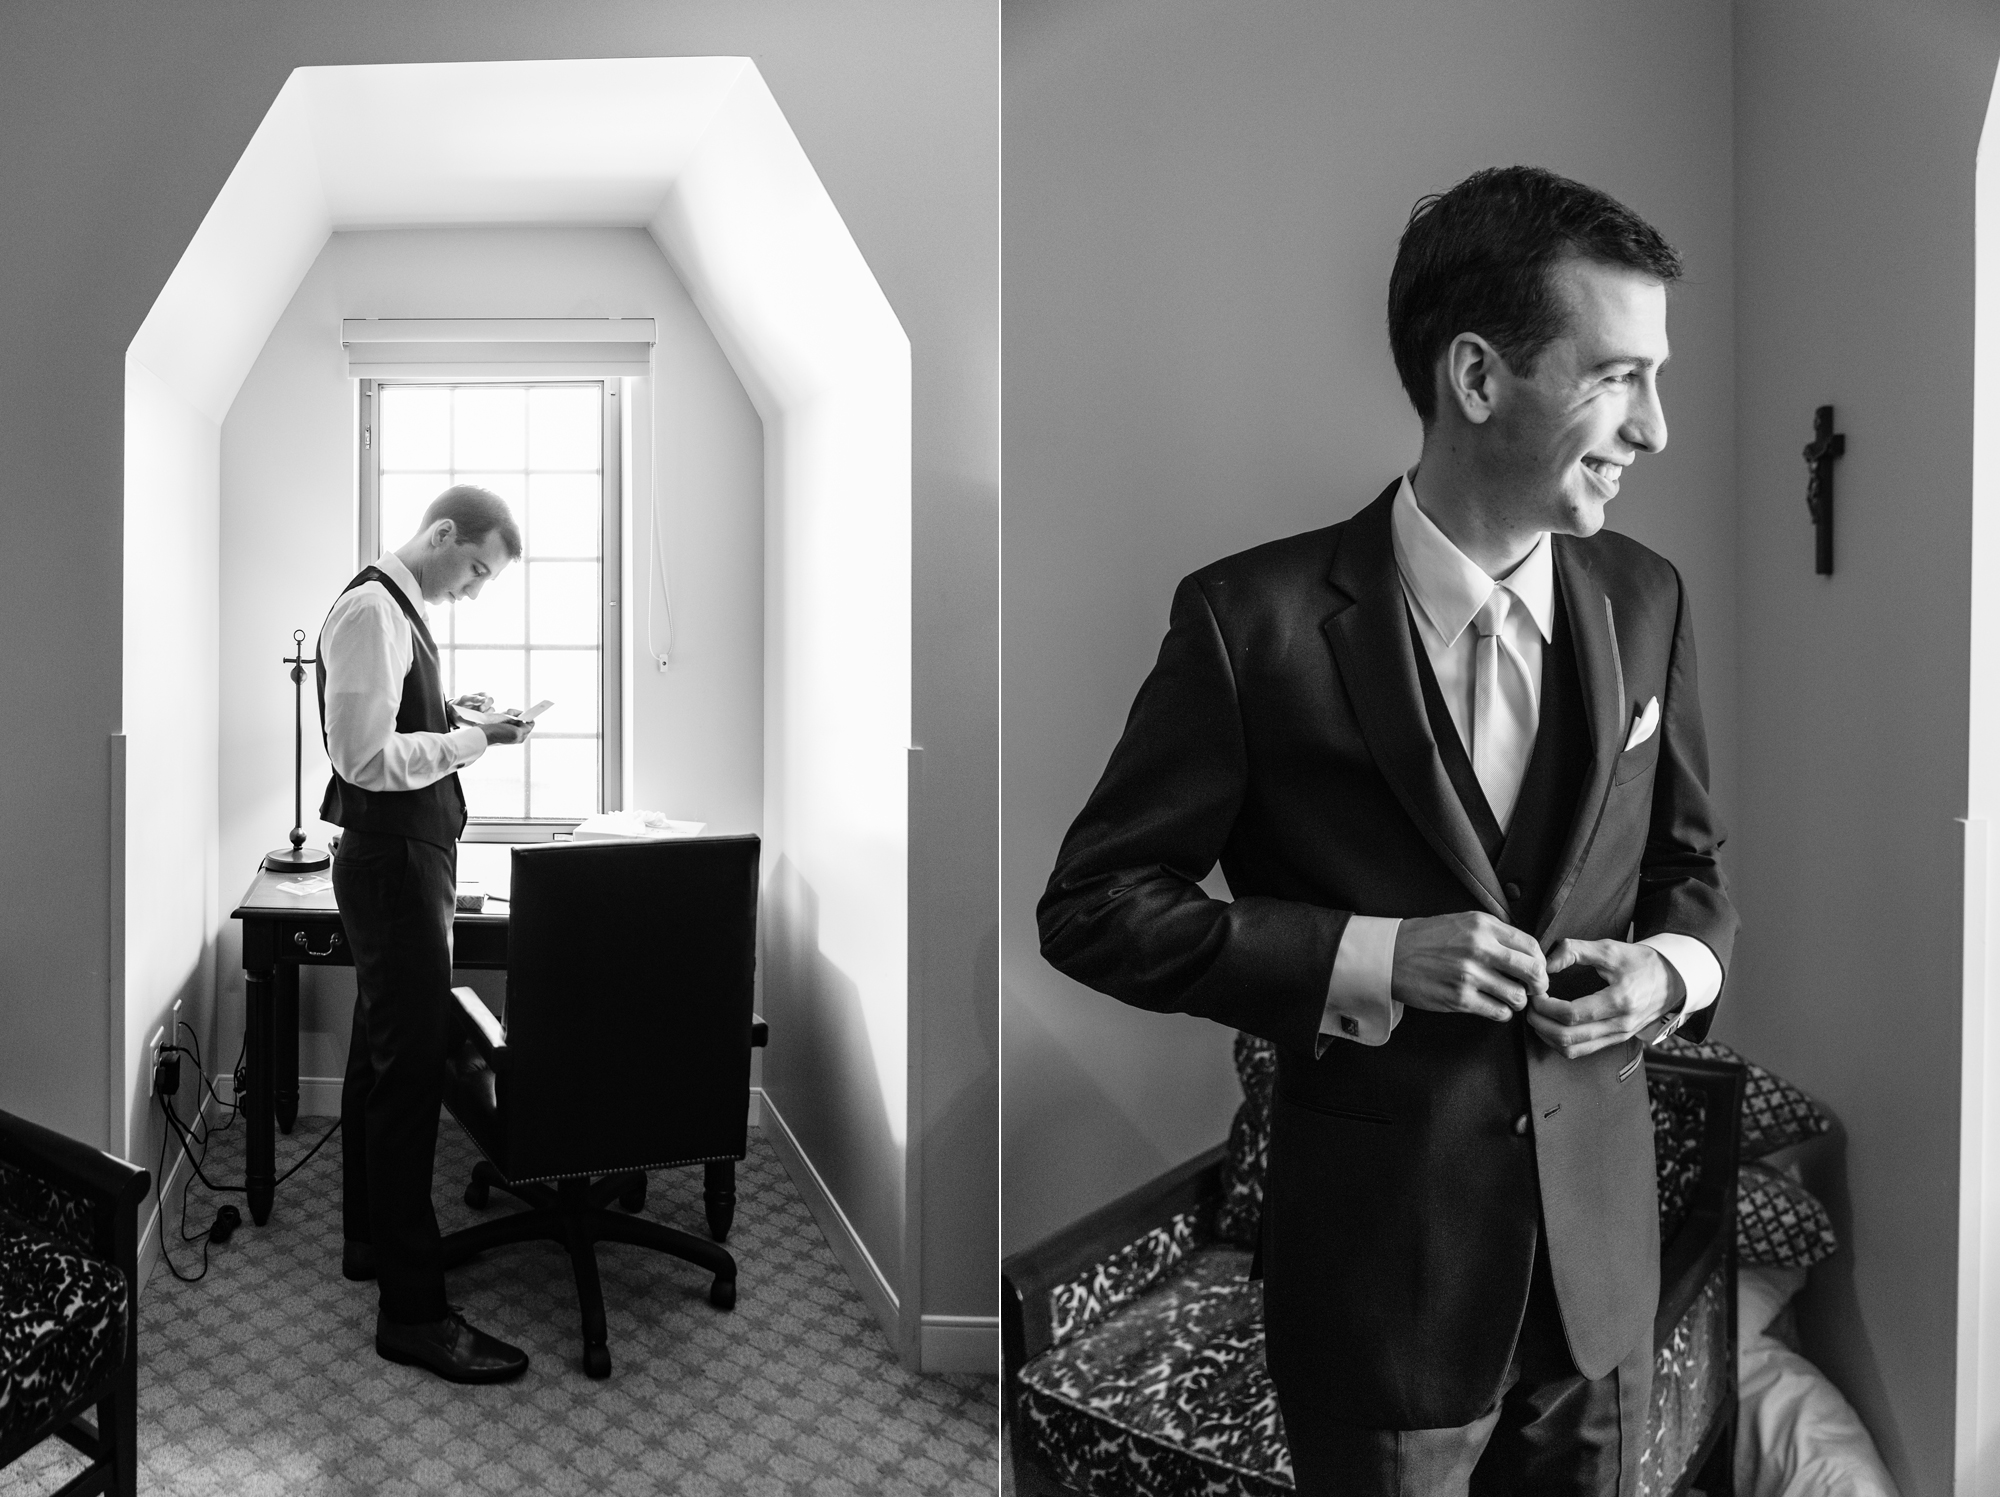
[618,1176,646,1212]
[709,1276,736,1310]
[583,1343,611,1379]
[464,1179,489,1210]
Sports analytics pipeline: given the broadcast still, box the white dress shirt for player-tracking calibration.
[1320,476,1722,1047]
[320,552,487,793]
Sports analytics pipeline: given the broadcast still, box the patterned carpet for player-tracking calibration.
[2,1113,996,1496]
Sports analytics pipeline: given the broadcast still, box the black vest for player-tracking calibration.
[317,567,468,850]
[1407,585,1592,935]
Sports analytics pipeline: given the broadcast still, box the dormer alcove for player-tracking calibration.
[116,57,965,1368]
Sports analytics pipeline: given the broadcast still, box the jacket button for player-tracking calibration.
[1504,882,1522,902]
[1513,1114,1529,1136]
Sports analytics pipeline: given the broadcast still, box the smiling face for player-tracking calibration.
[411,520,514,606]
[1475,257,1670,539]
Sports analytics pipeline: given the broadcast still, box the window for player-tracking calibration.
[359,379,622,834]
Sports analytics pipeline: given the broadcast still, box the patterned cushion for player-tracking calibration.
[1646,1069,1706,1246]
[1736,1162,1837,1268]
[1049,1210,1204,1349]
[0,1162,95,1257]
[1652,1035,1831,1157]
[1217,1033,1275,1248]
[1020,1246,1288,1497]
[1638,1262,1731,1497]
[0,1214,129,1449]
[1019,1244,1735,1497]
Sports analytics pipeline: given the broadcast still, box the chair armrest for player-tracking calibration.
[1003,1142,1226,1375]
[1645,1051,1744,1339]
[0,1107,149,1268]
[450,986,509,1071]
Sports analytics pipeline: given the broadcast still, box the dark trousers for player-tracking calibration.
[1279,1234,1649,1497]
[333,829,456,1325]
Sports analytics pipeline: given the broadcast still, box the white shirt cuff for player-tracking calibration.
[447,725,488,770]
[1640,932,1722,1016]
[1318,915,1403,1052]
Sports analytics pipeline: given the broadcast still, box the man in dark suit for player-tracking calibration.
[1039,167,1735,1496]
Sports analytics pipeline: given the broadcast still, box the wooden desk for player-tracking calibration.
[230,867,507,1226]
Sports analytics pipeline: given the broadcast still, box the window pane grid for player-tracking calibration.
[376,381,606,821]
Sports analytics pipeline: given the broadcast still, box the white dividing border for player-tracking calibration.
[1963,56,2000,1497]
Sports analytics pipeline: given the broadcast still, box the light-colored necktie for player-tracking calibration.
[1471,587,1536,831]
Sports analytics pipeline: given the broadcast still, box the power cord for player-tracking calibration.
[152,1029,339,1282]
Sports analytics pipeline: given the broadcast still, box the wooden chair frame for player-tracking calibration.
[0,1108,149,1497]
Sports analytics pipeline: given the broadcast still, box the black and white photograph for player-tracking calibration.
[7,1,2000,1495]
[1003,4,1996,1497]
[0,3,995,1494]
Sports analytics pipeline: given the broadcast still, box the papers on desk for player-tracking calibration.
[572,810,707,842]
[277,875,333,895]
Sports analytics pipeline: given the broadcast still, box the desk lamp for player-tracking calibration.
[263,629,330,873]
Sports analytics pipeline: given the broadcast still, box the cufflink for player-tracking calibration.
[1339,1015,1360,1038]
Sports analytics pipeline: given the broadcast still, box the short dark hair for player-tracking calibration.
[419,484,523,559]
[1387,166,1683,425]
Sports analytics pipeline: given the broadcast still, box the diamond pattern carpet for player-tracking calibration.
[2,1112,996,1496]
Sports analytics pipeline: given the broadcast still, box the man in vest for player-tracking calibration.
[1039,167,1736,1495]
[318,485,534,1384]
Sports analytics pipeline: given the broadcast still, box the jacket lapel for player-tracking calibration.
[1321,485,1508,918]
[1537,537,1626,938]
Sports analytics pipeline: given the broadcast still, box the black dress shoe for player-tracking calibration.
[376,1308,529,1384]
[342,1241,376,1282]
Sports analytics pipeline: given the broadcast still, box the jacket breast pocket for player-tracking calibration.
[1612,732,1661,787]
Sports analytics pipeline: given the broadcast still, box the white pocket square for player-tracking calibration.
[1624,697,1660,752]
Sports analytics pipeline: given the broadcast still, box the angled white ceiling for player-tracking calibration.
[128,56,907,425]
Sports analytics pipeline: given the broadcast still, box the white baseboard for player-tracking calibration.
[294,1076,343,1118]
[755,1087,901,1352]
[921,1314,999,1376]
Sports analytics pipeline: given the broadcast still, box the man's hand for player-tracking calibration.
[449,692,494,728]
[1391,912,1548,1023]
[1527,939,1683,1059]
[479,718,534,746]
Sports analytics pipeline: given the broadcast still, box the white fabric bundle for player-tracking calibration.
[1736,1265,1899,1497]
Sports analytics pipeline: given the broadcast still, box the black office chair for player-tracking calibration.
[439,834,764,1378]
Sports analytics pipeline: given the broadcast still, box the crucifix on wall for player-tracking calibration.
[1802,405,1845,576]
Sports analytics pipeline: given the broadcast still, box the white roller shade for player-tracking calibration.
[341,318,657,379]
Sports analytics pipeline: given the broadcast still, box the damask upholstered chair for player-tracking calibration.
[1003,1045,1746,1497]
[0,1107,149,1497]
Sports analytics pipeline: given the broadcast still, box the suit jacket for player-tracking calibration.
[1038,481,1736,1427]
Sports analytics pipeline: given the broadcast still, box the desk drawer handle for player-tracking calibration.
[294,930,343,958]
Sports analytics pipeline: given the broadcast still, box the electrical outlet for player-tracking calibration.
[149,1027,167,1097]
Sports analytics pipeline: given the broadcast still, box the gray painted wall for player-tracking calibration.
[1729,5,2000,1493]
[1003,0,1738,1253]
[0,0,993,1327]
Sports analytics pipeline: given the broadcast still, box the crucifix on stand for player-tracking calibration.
[1802,405,1845,576]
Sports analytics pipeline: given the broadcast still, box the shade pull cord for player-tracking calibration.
[643,372,674,671]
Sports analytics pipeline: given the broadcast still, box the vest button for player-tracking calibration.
[1513,1114,1529,1136]
[1504,882,1523,902]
